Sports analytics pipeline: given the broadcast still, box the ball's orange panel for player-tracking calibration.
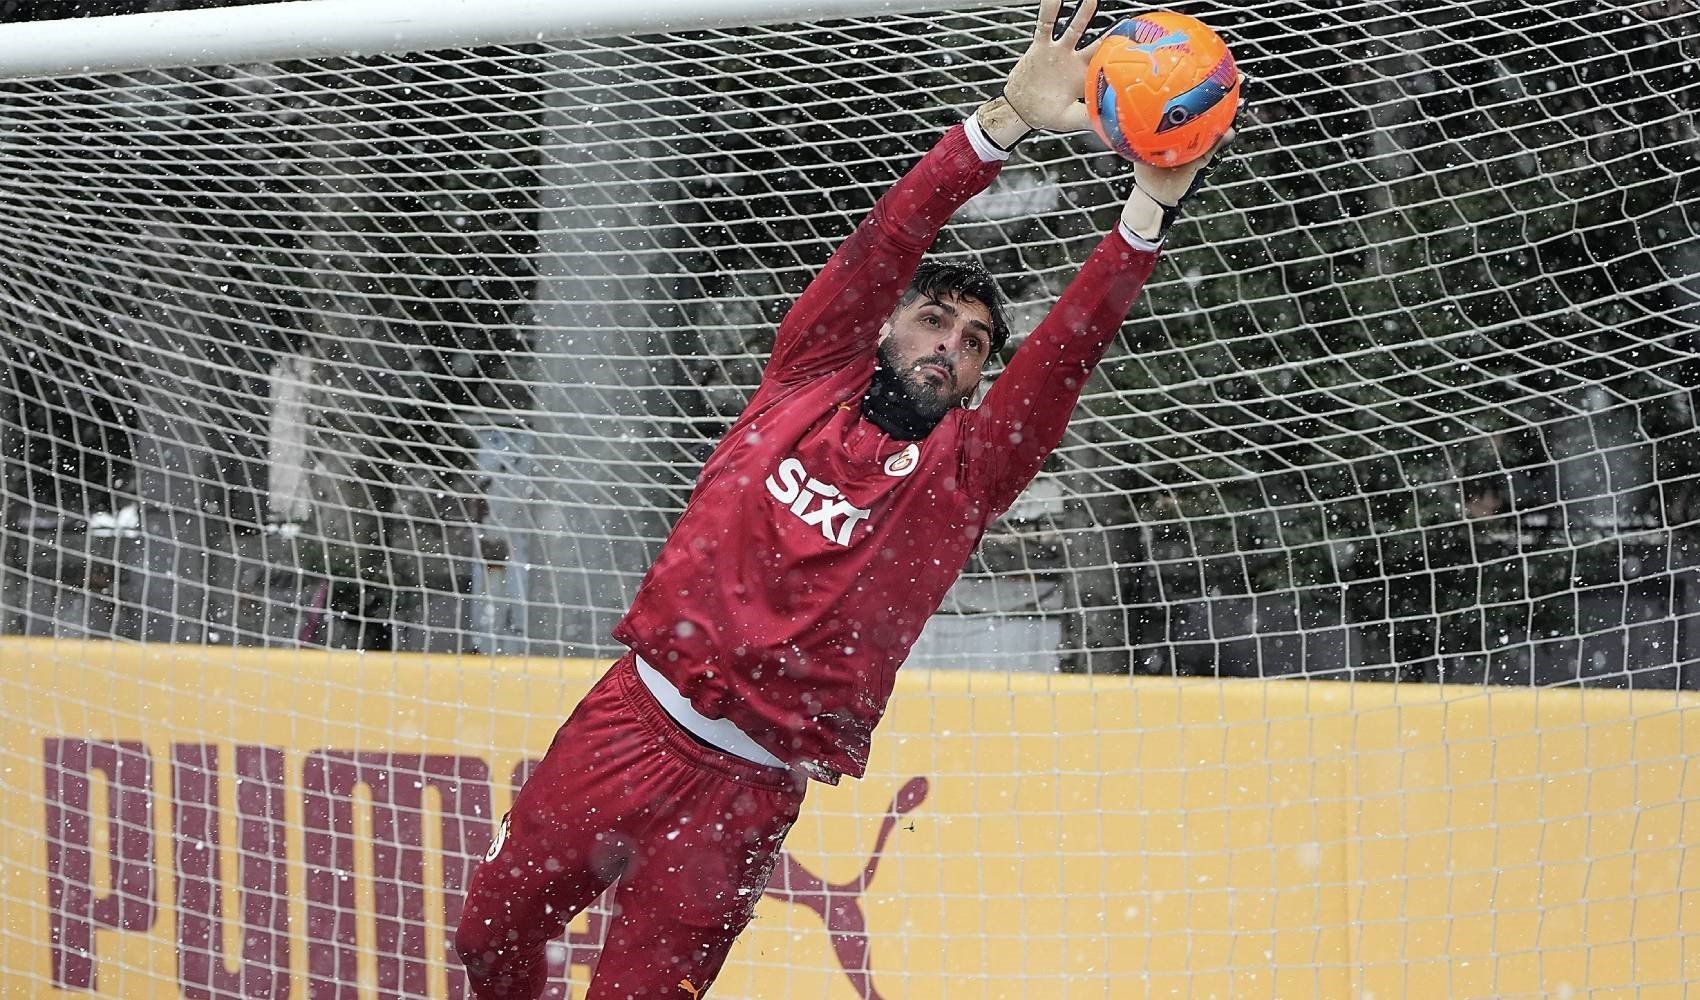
[1087,11,1239,165]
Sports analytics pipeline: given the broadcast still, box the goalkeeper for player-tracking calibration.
[456,0,1231,995]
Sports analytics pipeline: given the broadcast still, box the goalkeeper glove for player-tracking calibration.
[999,0,1104,138]
[1121,128,1235,242]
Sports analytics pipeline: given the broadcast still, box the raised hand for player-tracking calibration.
[1002,0,1104,134]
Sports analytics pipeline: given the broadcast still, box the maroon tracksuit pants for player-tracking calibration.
[455,653,807,998]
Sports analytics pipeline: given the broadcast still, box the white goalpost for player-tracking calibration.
[2,0,1698,996]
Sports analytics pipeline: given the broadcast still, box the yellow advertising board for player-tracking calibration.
[2,639,1698,998]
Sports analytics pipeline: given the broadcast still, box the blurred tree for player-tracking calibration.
[1119,0,1700,683]
[286,52,546,650]
[0,1,547,648]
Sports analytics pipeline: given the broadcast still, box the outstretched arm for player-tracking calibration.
[761,125,1001,385]
[764,0,1104,384]
[967,131,1234,516]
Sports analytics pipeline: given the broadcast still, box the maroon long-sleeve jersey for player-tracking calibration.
[613,123,1159,779]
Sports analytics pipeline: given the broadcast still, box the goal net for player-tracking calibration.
[2,0,1698,996]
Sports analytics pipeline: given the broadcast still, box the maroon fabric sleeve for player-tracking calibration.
[763,124,1002,384]
[966,229,1160,518]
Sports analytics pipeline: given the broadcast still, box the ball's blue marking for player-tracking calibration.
[1107,17,1190,73]
[1094,70,1139,162]
[1154,70,1234,134]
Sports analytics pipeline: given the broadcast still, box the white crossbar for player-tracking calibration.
[0,0,1011,80]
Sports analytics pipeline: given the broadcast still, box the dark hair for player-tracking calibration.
[901,258,1011,356]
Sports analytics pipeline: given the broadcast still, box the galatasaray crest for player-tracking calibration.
[883,444,919,477]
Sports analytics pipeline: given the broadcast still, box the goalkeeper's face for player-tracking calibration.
[876,292,995,418]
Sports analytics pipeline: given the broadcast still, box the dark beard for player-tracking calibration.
[862,341,955,440]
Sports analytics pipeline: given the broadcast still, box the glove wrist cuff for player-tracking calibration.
[982,92,1036,151]
[1134,156,1219,239]
[1133,184,1186,239]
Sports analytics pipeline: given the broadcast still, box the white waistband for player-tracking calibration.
[634,657,788,770]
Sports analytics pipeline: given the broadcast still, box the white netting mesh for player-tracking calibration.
[2,0,1699,996]
[5,1,1697,679]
